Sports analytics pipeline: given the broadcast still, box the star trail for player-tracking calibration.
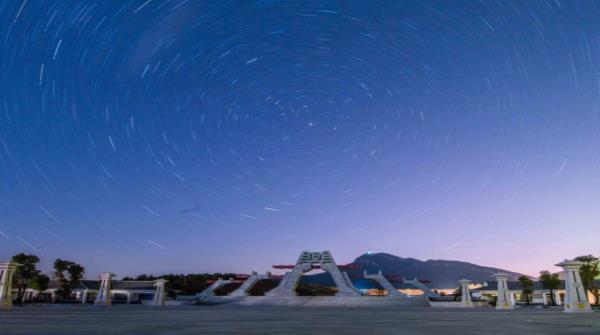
[1,1,600,277]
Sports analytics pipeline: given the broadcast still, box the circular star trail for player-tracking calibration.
[1,1,600,276]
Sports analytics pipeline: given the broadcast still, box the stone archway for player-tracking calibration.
[266,251,361,297]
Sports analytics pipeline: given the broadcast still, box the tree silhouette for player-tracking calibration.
[539,271,560,306]
[574,255,599,305]
[53,259,85,301]
[518,276,533,304]
[11,253,41,304]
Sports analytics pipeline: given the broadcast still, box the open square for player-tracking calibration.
[1,305,599,335]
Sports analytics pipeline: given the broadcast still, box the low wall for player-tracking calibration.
[140,300,195,306]
[232,295,431,307]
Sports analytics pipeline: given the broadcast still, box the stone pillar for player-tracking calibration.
[492,273,514,309]
[0,262,18,308]
[81,289,89,304]
[153,279,168,306]
[458,279,473,307]
[555,260,592,313]
[320,251,361,297]
[265,268,305,297]
[94,272,113,306]
[266,251,313,297]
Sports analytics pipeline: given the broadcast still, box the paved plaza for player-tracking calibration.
[0,305,598,335]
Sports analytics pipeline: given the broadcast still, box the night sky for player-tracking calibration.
[1,1,600,278]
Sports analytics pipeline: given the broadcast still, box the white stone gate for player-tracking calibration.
[267,251,361,297]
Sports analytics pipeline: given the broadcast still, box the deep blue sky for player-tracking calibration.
[1,1,600,278]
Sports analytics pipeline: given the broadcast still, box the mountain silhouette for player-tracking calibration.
[304,252,524,289]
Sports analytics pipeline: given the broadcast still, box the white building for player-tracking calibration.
[23,280,159,304]
[471,280,590,306]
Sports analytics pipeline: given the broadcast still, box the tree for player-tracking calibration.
[10,253,41,304]
[53,259,85,301]
[122,273,238,295]
[575,255,600,305]
[539,271,561,306]
[30,274,50,302]
[452,286,462,301]
[518,275,534,304]
[247,279,278,296]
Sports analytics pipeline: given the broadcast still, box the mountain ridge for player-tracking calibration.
[305,252,525,289]
[349,253,525,288]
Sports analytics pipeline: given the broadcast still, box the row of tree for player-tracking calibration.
[122,273,239,296]
[10,253,85,304]
[517,255,599,305]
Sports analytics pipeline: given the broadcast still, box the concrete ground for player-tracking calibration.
[0,305,598,335]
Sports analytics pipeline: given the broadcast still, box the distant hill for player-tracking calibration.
[304,253,524,289]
